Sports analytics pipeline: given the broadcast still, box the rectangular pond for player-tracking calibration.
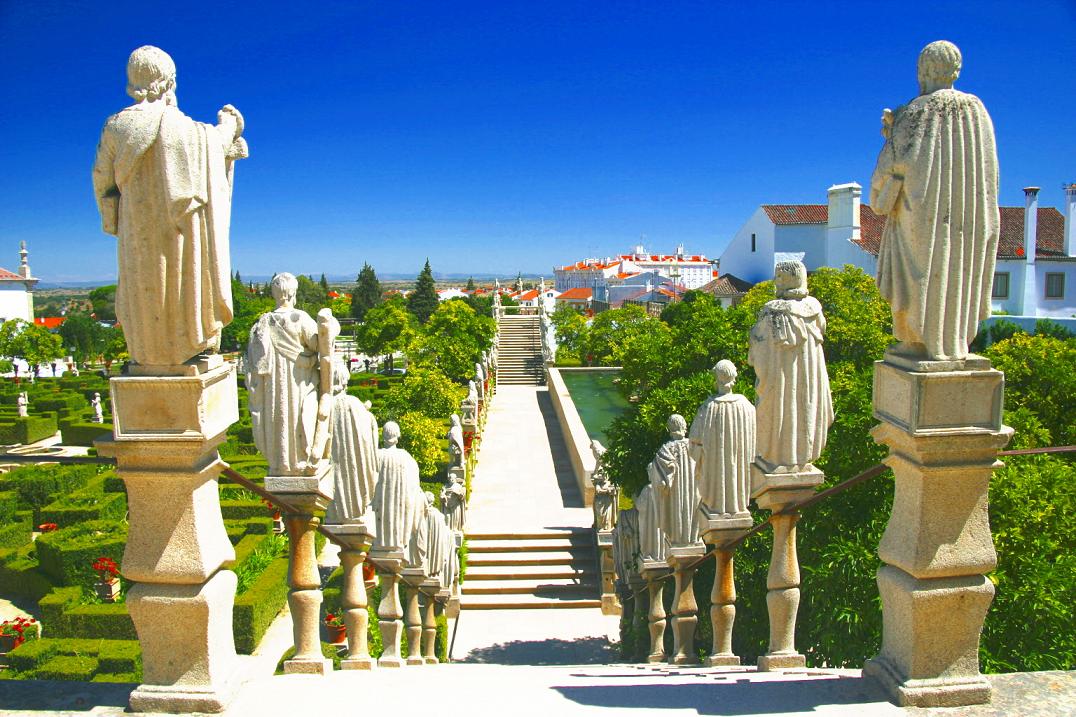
[558,369,630,445]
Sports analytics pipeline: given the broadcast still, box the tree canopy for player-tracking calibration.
[408,259,439,323]
[351,263,383,321]
[412,299,496,383]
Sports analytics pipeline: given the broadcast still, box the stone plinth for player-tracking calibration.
[266,467,333,676]
[401,568,427,666]
[701,518,752,668]
[666,544,705,665]
[97,361,241,713]
[865,355,1011,707]
[420,578,442,665]
[322,521,376,671]
[752,463,821,671]
[371,552,406,667]
[641,564,669,663]
[597,529,620,615]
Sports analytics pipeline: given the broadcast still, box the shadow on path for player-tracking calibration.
[553,674,889,715]
[461,636,617,665]
[535,389,584,510]
[0,678,134,712]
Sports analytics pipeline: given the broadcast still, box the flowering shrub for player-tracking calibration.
[92,556,120,582]
[323,612,344,628]
[37,523,58,532]
[0,616,37,648]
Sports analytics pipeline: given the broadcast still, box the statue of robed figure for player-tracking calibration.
[324,359,379,525]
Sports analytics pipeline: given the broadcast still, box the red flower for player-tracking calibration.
[92,556,120,579]
[38,523,58,533]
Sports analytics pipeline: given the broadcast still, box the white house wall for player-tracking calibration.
[0,284,32,322]
[719,207,775,284]
[990,259,1076,318]
[775,224,825,271]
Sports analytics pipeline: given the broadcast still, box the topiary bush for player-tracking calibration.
[34,519,126,587]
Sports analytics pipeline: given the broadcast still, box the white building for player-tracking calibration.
[0,242,37,323]
[719,182,1076,320]
[554,244,715,294]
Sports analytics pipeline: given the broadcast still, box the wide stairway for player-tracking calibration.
[496,315,543,385]
[461,529,601,609]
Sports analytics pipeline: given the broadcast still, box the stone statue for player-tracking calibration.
[446,414,466,468]
[636,485,666,563]
[475,363,486,400]
[440,522,459,591]
[424,499,449,579]
[372,421,423,555]
[16,392,28,418]
[441,471,467,533]
[689,360,755,518]
[462,381,478,423]
[407,492,433,572]
[613,508,640,583]
[648,414,700,548]
[90,392,104,423]
[590,440,618,532]
[748,261,833,472]
[92,46,247,367]
[247,273,323,475]
[871,41,999,362]
[324,360,379,525]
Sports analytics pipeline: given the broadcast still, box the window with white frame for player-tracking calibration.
[1044,273,1065,299]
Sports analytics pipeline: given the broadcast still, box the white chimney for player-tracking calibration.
[826,183,861,267]
[1064,183,1076,257]
[1023,187,1039,264]
[18,241,30,279]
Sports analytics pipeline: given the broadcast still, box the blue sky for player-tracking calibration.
[1,1,1074,283]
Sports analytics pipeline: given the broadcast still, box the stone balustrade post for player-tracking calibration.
[751,464,822,671]
[266,468,333,675]
[864,353,1012,707]
[596,529,620,615]
[642,564,668,663]
[667,547,703,665]
[701,516,752,667]
[97,358,241,713]
[421,579,441,665]
[323,523,375,670]
[401,568,427,666]
[372,553,406,667]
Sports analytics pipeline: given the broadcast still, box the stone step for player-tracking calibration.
[465,565,596,580]
[466,551,595,567]
[462,580,599,596]
[460,593,603,610]
[467,530,591,540]
[468,539,592,553]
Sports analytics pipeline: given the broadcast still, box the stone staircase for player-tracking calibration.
[461,529,602,609]
[496,315,544,385]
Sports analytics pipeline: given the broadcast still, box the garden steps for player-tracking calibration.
[462,530,600,609]
[496,315,543,385]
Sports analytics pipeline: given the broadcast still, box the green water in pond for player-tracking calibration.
[560,370,630,445]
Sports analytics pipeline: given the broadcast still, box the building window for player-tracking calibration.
[1045,273,1065,299]
[751,234,756,253]
[991,272,1009,299]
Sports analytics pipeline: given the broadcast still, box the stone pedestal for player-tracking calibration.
[666,544,705,665]
[266,467,333,676]
[421,578,441,665]
[97,360,242,714]
[751,463,822,671]
[372,553,406,667]
[864,354,1011,707]
[701,517,751,667]
[401,568,427,666]
[597,529,620,615]
[323,522,376,671]
[641,564,668,663]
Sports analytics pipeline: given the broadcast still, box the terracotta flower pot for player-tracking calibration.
[326,624,347,644]
[0,634,17,654]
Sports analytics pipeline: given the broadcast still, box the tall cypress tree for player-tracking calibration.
[408,259,439,323]
[466,276,476,292]
[351,263,383,321]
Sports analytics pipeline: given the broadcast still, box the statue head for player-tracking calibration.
[126,45,176,103]
[712,359,737,394]
[667,414,687,439]
[917,40,961,94]
[774,260,808,299]
[270,272,298,308]
[383,421,401,448]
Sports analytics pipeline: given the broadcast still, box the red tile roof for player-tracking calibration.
[0,267,23,281]
[557,287,593,300]
[699,274,753,297]
[34,317,65,329]
[518,289,540,301]
[762,204,1065,259]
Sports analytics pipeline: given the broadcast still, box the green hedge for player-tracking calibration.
[39,587,136,640]
[1,464,101,523]
[0,510,31,549]
[35,520,126,587]
[59,420,112,447]
[34,394,88,413]
[0,416,58,445]
[0,489,17,523]
[0,545,55,601]
[233,556,289,654]
[220,499,269,520]
[7,638,140,682]
[39,487,126,526]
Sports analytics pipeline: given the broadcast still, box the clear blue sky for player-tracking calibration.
[1,1,1074,283]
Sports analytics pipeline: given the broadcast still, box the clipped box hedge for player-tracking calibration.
[39,587,136,640]
[59,419,113,447]
[3,463,101,523]
[39,488,126,527]
[233,556,289,654]
[7,638,140,682]
[0,416,58,445]
[0,510,31,549]
[35,519,126,587]
[0,544,55,601]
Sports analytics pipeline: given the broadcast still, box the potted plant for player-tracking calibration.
[92,556,121,602]
[324,612,346,644]
[264,499,285,534]
[0,617,37,654]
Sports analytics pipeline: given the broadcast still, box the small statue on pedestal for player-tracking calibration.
[324,360,379,525]
[648,414,700,547]
[590,440,618,532]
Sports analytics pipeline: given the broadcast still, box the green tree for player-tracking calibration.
[0,319,64,374]
[380,366,466,422]
[295,274,328,316]
[221,277,274,352]
[319,273,330,295]
[396,411,449,481]
[412,300,496,383]
[466,277,476,292]
[985,332,1076,446]
[351,263,383,321]
[583,304,652,366]
[58,311,104,366]
[355,300,417,368]
[330,294,352,319]
[550,304,589,362]
[408,259,439,323]
[101,325,128,374]
[88,284,117,321]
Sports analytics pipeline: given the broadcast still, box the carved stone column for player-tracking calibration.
[98,358,241,714]
[597,529,620,615]
[864,353,1011,707]
[322,522,375,670]
[751,464,822,671]
[372,553,406,667]
[666,547,704,665]
[421,578,441,665]
[701,517,751,667]
[266,468,333,675]
[641,564,668,663]
[401,568,426,666]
